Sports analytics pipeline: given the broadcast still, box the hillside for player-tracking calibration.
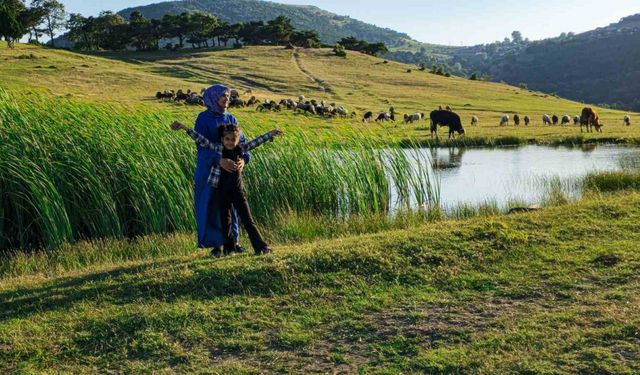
[435,14,640,111]
[1,42,636,144]
[118,0,412,46]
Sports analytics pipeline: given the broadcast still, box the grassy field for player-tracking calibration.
[2,42,640,373]
[1,193,639,373]
[2,42,639,146]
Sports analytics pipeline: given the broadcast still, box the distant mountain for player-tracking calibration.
[447,14,640,111]
[118,0,411,46]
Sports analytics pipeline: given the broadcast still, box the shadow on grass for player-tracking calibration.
[0,256,292,322]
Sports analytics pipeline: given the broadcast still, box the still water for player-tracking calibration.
[401,145,640,210]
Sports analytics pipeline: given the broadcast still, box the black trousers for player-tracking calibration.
[219,185,268,252]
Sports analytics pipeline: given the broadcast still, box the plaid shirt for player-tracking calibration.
[186,128,275,188]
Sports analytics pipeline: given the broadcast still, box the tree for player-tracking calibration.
[237,21,265,45]
[66,13,95,49]
[333,43,346,57]
[364,42,387,56]
[94,11,128,50]
[0,0,26,48]
[20,4,46,43]
[31,0,65,47]
[511,30,523,44]
[266,16,293,45]
[290,30,320,48]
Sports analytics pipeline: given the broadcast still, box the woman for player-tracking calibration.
[193,84,249,256]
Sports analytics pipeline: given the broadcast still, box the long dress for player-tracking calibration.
[193,110,249,248]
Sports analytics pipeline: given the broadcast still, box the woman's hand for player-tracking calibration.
[236,158,245,172]
[219,158,237,172]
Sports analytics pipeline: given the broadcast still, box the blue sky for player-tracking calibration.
[58,0,639,45]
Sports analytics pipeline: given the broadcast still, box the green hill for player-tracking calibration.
[118,0,411,46]
[414,14,640,111]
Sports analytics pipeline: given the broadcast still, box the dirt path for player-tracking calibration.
[292,48,336,97]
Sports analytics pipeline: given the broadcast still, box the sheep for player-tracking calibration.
[375,112,392,122]
[404,113,422,123]
[573,115,580,125]
[445,105,453,111]
[524,115,530,126]
[334,106,348,117]
[471,115,479,126]
[514,114,520,126]
[561,115,571,125]
[363,111,374,123]
[230,89,240,98]
[256,101,281,112]
[624,115,631,126]
[542,114,552,125]
[246,96,260,106]
[500,114,509,126]
[552,114,559,125]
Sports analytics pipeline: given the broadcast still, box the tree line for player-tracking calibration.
[0,0,388,56]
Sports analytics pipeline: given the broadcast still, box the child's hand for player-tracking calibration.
[269,129,283,137]
[170,121,186,131]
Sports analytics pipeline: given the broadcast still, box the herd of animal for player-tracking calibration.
[495,108,632,133]
[154,89,632,138]
[155,89,204,106]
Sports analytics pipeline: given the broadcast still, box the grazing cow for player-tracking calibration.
[524,115,530,126]
[542,114,552,125]
[363,111,374,123]
[573,115,580,125]
[471,115,478,126]
[561,115,571,125]
[580,107,602,133]
[375,112,392,122]
[404,112,422,123]
[552,115,559,125]
[430,110,465,139]
[514,114,520,126]
[624,115,631,126]
[500,114,509,126]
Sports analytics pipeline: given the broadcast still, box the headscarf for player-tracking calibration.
[203,84,229,114]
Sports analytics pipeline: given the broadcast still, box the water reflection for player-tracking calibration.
[398,145,640,211]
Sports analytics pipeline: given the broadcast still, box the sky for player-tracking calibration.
[56,0,639,46]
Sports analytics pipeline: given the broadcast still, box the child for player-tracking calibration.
[171,121,282,256]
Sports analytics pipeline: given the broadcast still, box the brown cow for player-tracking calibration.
[580,107,603,133]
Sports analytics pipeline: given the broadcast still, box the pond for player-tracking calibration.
[396,144,640,211]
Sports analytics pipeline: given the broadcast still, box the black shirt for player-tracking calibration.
[219,146,243,190]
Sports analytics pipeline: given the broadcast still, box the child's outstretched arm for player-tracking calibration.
[242,129,283,152]
[171,121,216,150]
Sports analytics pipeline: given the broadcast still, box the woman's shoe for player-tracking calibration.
[210,247,223,258]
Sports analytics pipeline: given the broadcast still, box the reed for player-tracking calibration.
[0,89,438,252]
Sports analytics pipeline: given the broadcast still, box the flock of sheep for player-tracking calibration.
[154,89,632,135]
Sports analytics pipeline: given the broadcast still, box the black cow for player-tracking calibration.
[430,110,465,139]
[514,114,520,126]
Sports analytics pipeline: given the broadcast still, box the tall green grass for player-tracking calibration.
[0,89,437,251]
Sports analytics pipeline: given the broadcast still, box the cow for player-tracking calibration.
[624,115,631,126]
[524,115,530,126]
[404,112,423,123]
[471,115,478,126]
[573,115,580,125]
[363,111,373,123]
[561,115,571,125]
[542,114,552,125]
[430,110,465,139]
[580,107,602,133]
[552,115,559,125]
[514,114,520,126]
[500,114,509,126]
